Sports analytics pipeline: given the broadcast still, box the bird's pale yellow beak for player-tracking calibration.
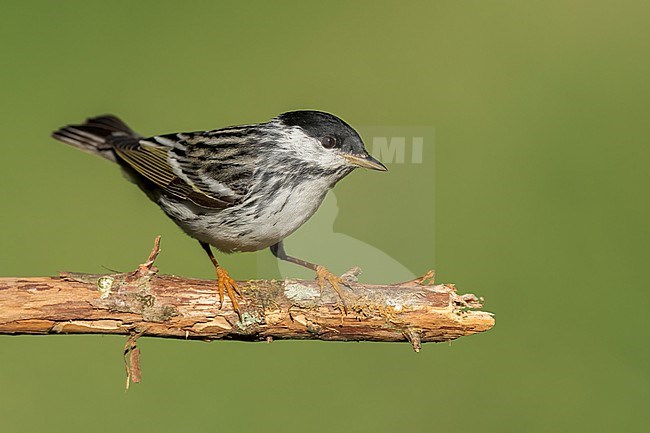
[344,153,388,171]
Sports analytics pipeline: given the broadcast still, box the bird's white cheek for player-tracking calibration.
[282,130,333,165]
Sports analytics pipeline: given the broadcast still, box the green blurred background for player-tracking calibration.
[1,1,648,432]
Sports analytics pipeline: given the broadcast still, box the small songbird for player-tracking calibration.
[52,111,387,313]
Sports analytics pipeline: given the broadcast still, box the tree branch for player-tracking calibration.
[0,237,494,352]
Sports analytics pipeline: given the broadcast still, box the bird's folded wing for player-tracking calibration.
[111,135,240,209]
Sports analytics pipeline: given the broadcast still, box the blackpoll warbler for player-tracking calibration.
[52,111,387,314]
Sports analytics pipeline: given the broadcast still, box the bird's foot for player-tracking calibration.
[315,265,350,314]
[215,266,241,315]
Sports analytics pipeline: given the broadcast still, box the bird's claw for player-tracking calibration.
[216,266,241,314]
[315,265,349,314]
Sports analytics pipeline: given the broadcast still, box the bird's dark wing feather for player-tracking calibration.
[110,131,254,209]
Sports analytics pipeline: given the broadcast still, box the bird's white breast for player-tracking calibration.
[158,177,331,253]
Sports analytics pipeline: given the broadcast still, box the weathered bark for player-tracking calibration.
[0,238,494,352]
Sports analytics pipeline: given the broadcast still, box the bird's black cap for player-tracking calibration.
[278,110,386,171]
[278,111,361,151]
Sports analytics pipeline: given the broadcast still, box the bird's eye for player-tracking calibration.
[320,135,337,149]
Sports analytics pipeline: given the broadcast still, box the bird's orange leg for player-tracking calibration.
[270,241,349,313]
[315,265,349,313]
[200,242,242,315]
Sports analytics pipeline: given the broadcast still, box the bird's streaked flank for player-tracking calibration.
[52,111,387,314]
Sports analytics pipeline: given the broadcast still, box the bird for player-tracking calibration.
[52,110,387,314]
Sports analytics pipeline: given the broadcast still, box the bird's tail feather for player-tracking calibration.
[52,115,140,162]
